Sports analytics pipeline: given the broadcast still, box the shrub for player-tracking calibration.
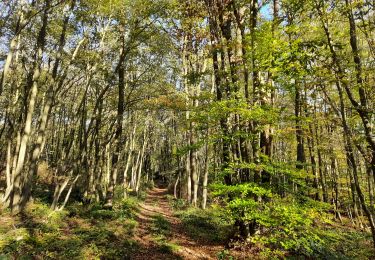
[116,197,139,219]
[211,182,336,258]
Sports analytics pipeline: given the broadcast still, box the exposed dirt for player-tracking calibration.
[130,188,224,260]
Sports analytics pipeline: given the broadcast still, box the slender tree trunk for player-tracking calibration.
[202,130,210,209]
[136,129,147,194]
[104,35,126,208]
[7,0,50,213]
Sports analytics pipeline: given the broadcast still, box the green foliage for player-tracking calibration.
[155,238,180,255]
[217,249,234,260]
[313,228,374,259]
[201,100,279,128]
[212,183,272,200]
[149,214,180,254]
[25,201,68,231]
[116,197,140,219]
[151,214,171,236]
[227,160,311,187]
[90,209,118,220]
[210,172,347,258]
[255,201,325,256]
[175,207,232,243]
[0,196,140,259]
[144,180,155,189]
[211,182,354,258]
[167,195,188,210]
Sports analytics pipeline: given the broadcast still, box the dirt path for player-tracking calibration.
[130,187,223,260]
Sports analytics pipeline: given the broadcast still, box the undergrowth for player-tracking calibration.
[174,205,233,244]
[150,214,180,255]
[169,196,374,259]
[0,196,140,259]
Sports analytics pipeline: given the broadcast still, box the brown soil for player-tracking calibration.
[130,187,224,260]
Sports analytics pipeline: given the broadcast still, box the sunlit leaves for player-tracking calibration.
[211,183,273,199]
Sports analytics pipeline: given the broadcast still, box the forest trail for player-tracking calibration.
[130,187,223,260]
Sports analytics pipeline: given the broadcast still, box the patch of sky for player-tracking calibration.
[260,2,272,21]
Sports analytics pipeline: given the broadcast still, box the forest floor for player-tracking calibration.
[130,187,224,260]
[0,185,373,259]
[0,185,235,259]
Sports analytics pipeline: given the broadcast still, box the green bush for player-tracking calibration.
[116,197,139,219]
[211,182,339,258]
[90,209,118,220]
[170,198,187,210]
[226,197,330,258]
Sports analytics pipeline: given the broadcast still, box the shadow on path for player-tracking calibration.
[130,188,223,260]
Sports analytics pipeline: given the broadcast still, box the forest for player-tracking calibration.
[0,0,374,259]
